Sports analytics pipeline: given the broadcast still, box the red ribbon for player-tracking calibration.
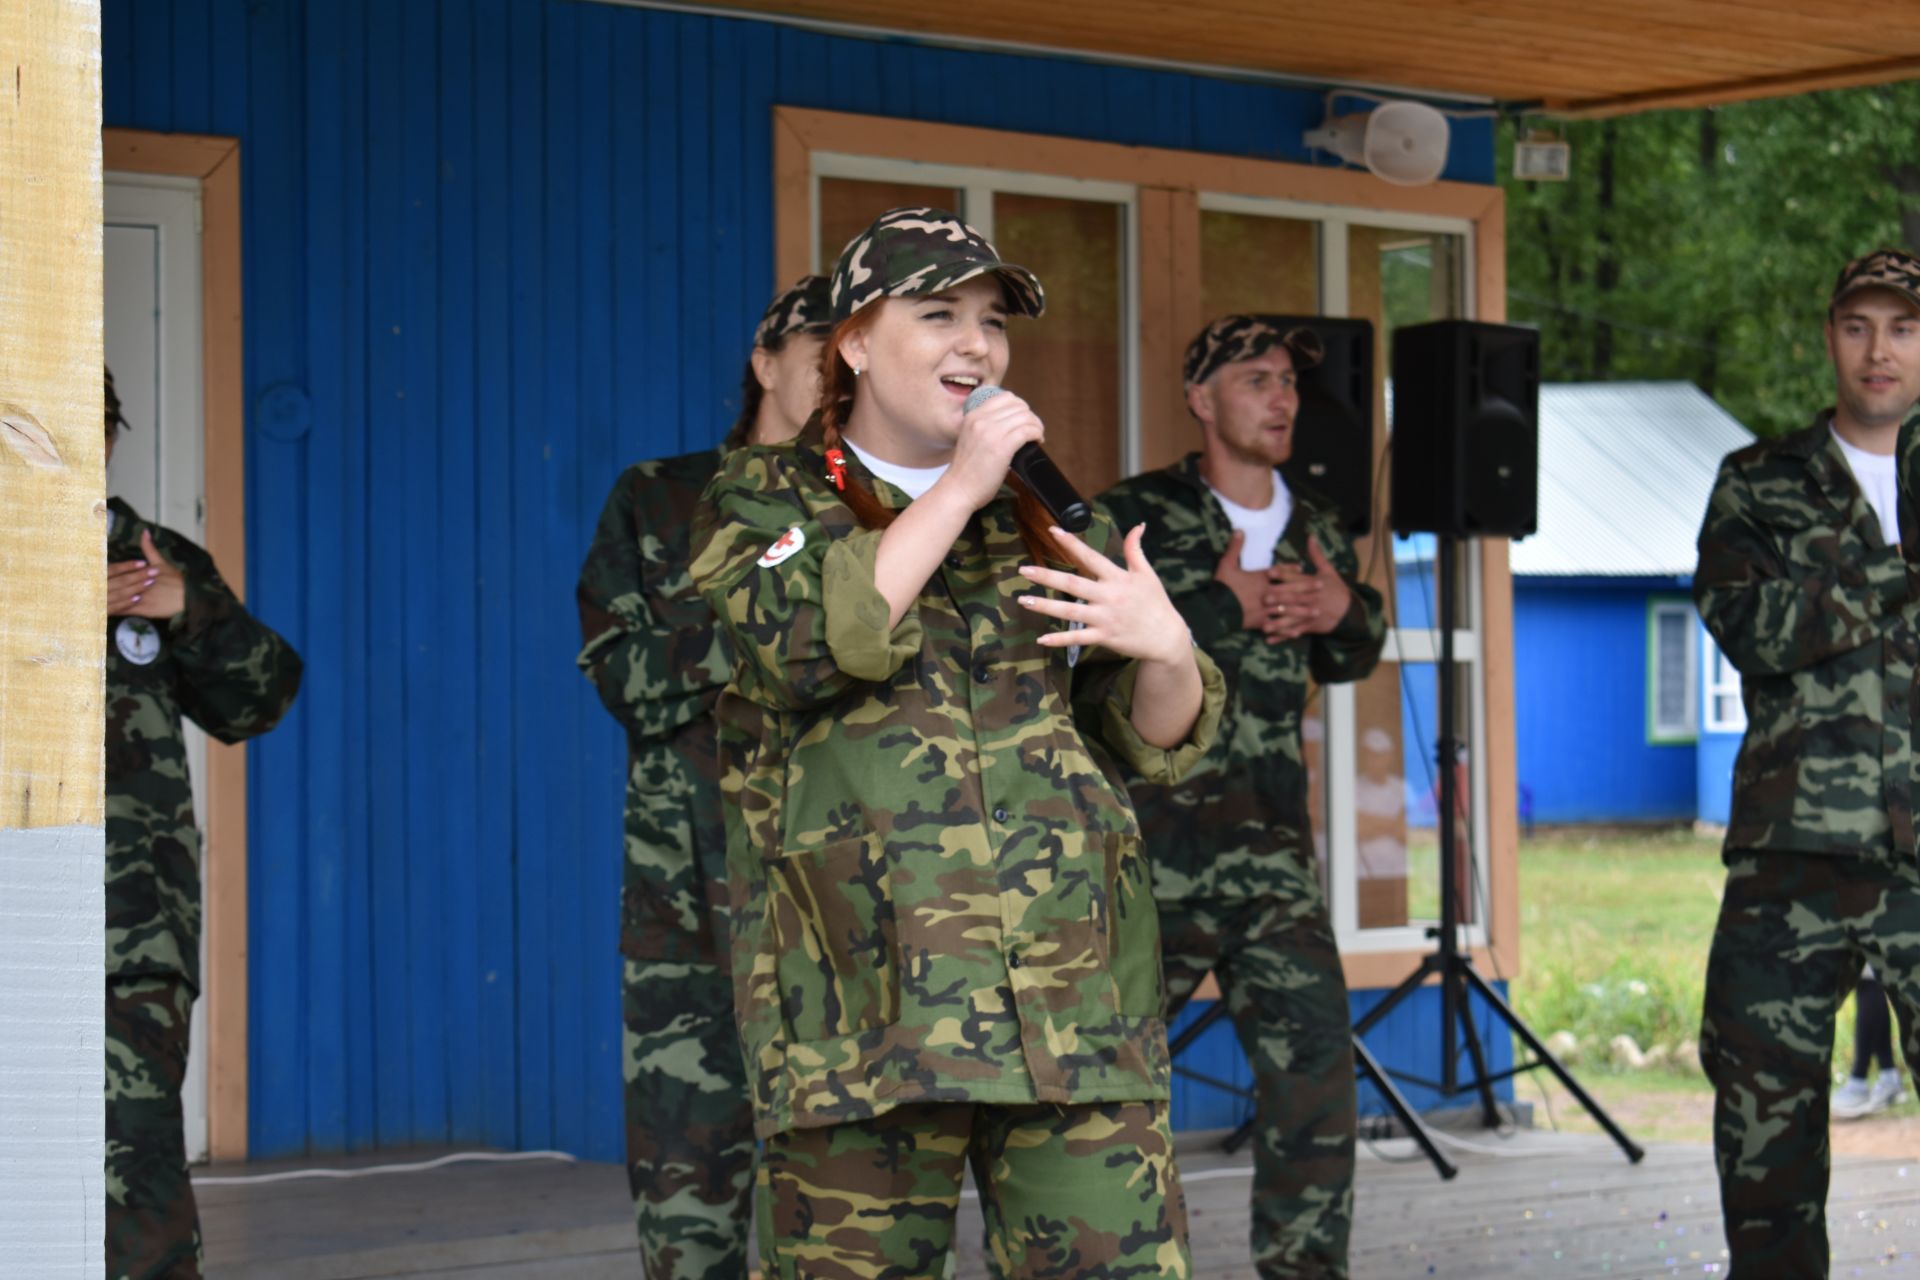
[824,446,847,491]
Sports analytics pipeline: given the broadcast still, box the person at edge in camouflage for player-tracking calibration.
[103,367,304,1280]
[1694,247,1920,1278]
[1096,316,1385,1279]
[575,275,831,1279]
[689,206,1228,1280]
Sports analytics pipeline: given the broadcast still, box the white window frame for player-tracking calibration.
[810,154,1142,475]
[1196,193,1485,954]
[1702,631,1745,734]
[1648,599,1700,744]
[806,162,1487,955]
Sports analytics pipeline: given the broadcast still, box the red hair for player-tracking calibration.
[819,311,1061,565]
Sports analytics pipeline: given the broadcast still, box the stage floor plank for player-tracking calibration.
[197,1130,1920,1277]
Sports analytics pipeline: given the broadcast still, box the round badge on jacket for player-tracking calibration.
[757,526,807,568]
[115,617,163,666]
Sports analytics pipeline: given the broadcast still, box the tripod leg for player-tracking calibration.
[1167,998,1230,1058]
[1353,1035,1456,1179]
[1461,964,1645,1162]
[1450,968,1504,1129]
[1352,954,1443,1037]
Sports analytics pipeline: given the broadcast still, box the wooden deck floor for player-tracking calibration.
[197,1129,1920,1278]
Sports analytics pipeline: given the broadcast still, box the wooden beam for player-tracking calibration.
[1,2,106,831]
[1553,55,1920,119]
[102,129,251,1161]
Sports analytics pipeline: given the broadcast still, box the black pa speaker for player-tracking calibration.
[1389,320,1539,539]
[1256,314,1374,537]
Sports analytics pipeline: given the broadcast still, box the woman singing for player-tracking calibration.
[692,207,1224,1279]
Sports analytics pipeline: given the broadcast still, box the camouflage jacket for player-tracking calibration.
[577,444,739,966]
[1696,414,1920,860]
[106,497,304,988]
[690,429,1227,1137]
[1097,455,1385,902]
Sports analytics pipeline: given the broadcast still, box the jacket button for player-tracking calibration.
[947,554,965,569]
[1007,952,1022,969]
[972,662,992,683]
[993,806,1009,823]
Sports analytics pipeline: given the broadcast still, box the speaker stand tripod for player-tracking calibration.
[1353,532,1645,1167]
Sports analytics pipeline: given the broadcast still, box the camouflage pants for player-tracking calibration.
[759,1101,1190,1279]
[106,976,202,1280]
[1161,885,1356,1280]
[621,957,755,1279]
[1702,851,1920,1278]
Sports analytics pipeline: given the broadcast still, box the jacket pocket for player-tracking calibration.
[1103,831,1165,1018]
[765,831,901,1041]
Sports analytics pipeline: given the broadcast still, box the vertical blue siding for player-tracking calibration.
[102,0,1495,1160]
[1513,579,1698,824]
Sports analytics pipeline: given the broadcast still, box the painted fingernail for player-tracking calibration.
[131,594,141,603]
[1018,565,1037,576]
[1048,526,1064,536]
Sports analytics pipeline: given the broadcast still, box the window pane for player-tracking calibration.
[1199,210,1318,317]
[818,177,964,273]
[1353,224,1469,932]
[1656,610,1690,731]
[1391,659,1478,929]
[992,193,1127,495]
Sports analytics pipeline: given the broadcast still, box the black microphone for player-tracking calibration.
[962,384,1093,533]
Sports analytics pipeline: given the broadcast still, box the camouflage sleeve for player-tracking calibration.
[1080,644,1228,784]
[158,532,304,744]
[1694,456,1912,676]
[575,473,728,743]
[690,449,923,711]
[1306,508,1386,685]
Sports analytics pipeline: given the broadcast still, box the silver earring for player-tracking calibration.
[853,364,864,377]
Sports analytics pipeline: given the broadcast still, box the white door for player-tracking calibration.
[105,173,211,1164]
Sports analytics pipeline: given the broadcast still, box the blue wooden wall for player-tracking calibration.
[103,0,1497,1160]
[1512,579,1698,824]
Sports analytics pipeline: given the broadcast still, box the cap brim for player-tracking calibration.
[930,261,1046,319]
[1832,280,1920,314]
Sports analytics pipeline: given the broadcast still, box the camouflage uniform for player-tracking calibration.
[1695,401,1920,1277]
[1098,429,1385,1278]
[576,276,830,1278]
[105,498,303,1280]
[689,205,1226,1279]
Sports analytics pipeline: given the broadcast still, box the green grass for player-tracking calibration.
[1507,827,1868,1083]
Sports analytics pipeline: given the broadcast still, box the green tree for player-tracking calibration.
[1501,82,1920,437]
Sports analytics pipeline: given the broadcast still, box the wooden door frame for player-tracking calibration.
[103,128,249,1161]
[774,106,1518,990]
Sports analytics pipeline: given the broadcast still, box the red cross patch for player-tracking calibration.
[756,526,807,568]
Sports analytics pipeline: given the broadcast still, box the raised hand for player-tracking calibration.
[937,390,1045,513]
[1016,523,1192,667]
[107,530,187,620]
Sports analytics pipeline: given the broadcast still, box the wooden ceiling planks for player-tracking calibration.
[701,0,1920,115]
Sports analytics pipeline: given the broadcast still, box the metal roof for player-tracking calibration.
[1510,382,1754,579]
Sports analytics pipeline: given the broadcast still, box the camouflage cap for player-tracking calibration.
[104,365,128,434]
[829,207,1044,322]
[1183,315,1324,387]
[754,274,833,348]
[1830,248,1920,314]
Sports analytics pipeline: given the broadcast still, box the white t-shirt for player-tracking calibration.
[1832,425,1902,548]
[844,438,949,501]
[1207,471,1294,570]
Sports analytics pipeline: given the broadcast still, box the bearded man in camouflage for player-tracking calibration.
[575,276,830,1279]
[1695,248,1920,1278]
[104,368,305,1280]
[1097,317,1385,1279]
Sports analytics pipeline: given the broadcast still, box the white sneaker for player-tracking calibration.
[1865,1071,1907,1116]
[1832,1076,1874,1120]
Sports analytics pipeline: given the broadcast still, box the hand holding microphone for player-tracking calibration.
[960,385,1094,533]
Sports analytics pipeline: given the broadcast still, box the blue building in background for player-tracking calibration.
[1504,383,1752,828]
